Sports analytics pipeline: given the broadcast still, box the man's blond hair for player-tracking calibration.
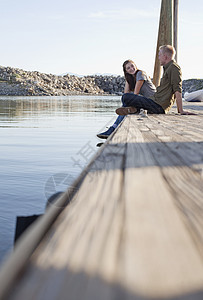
[159,45,176,59]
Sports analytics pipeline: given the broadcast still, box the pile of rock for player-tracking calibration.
[182,79,203,95]
[0,66,125,96]
[0,66,202,97]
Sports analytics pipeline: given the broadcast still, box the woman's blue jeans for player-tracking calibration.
[113,93,164,127]
[113,97,127,127]
[121,93,165,114]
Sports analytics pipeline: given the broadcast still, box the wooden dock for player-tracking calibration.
[0,102,203,300]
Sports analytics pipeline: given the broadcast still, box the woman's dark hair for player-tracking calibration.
[123,59,140,91]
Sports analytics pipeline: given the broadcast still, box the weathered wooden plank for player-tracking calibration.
[150,114,203,142]
[122,168,203,297]
[137,113,203,258]
[0,109,203,300]
[120,116,203,297]
[126,112,203,254]
[0,119,128,300]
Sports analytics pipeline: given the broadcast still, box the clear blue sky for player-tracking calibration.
[0,0,202,79]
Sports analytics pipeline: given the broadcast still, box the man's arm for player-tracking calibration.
[175,91,195,115]
[175,91,184,113]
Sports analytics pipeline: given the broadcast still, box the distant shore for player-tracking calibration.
[0,66,202,97]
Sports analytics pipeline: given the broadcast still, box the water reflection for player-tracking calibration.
[0,95,121,265]
[0,95,120,125]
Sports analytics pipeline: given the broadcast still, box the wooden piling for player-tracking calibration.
[153,0,174,87]
[174,0,179,61]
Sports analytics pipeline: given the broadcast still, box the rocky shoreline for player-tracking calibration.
[0,66,202,97]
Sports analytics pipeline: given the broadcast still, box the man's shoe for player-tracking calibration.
[116,106,137,115]
[97,126,115,139]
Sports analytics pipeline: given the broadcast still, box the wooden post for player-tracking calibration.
[174,0,179,61]
[153,0,174,87]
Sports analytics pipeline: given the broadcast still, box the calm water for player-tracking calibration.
[0,95,121,265]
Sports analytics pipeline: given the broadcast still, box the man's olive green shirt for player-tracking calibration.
[151,60,182,113]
